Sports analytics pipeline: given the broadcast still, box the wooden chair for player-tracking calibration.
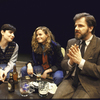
[61,47,65,57]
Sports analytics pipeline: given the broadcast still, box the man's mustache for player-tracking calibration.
[75,30,80,33]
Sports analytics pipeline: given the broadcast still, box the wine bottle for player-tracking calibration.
[8,72,15,92]
[13,65,18,83]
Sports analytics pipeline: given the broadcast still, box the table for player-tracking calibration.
[0,76,54,99]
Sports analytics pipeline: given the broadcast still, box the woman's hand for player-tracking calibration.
[2,70,7,82]
[41,71,48,79]
[41,68,52,79]
[0,70,7,82]
[27,63,33,75]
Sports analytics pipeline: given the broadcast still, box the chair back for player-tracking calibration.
[61,47,65,57]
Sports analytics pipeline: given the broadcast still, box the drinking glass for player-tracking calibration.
[35,68,42,82]
[18,71,22,82]
[19,80,30,97]
[38,81,49,97]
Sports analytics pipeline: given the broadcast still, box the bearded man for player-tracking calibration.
[53,12,100,99]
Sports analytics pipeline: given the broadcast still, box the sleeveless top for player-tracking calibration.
[0,42,16,64]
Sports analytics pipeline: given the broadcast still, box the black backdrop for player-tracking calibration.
[0,0,100,54]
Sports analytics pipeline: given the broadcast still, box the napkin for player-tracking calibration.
[29,81,58,94]
[48,82,57,94]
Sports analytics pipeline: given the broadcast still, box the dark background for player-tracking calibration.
[0,0,100,55]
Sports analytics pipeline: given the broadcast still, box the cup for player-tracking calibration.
[18,71,22,82]
[19,80,30,97]
[38,81,49,97]
[35,68,42,82]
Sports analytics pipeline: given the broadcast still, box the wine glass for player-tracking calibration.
[35,67,42,82]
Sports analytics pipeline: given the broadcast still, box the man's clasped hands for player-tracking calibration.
[67,44,82,66]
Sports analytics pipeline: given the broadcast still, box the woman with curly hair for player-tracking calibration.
[21,26,64,85]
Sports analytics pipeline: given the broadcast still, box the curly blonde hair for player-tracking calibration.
[31,26,55,54]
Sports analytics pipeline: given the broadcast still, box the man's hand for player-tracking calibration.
[67,44,82,64]
[27,63,33,75]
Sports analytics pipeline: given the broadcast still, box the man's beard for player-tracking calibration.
[75,29,89,40]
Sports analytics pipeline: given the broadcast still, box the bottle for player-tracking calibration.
[13,65,18,83]
[8,72,15,92]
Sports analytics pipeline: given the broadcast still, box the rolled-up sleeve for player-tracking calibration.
[4,43,19,72]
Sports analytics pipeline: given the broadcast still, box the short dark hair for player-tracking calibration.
[73,12,96,34]
[1,24,16,32]
[0,24,16,41]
